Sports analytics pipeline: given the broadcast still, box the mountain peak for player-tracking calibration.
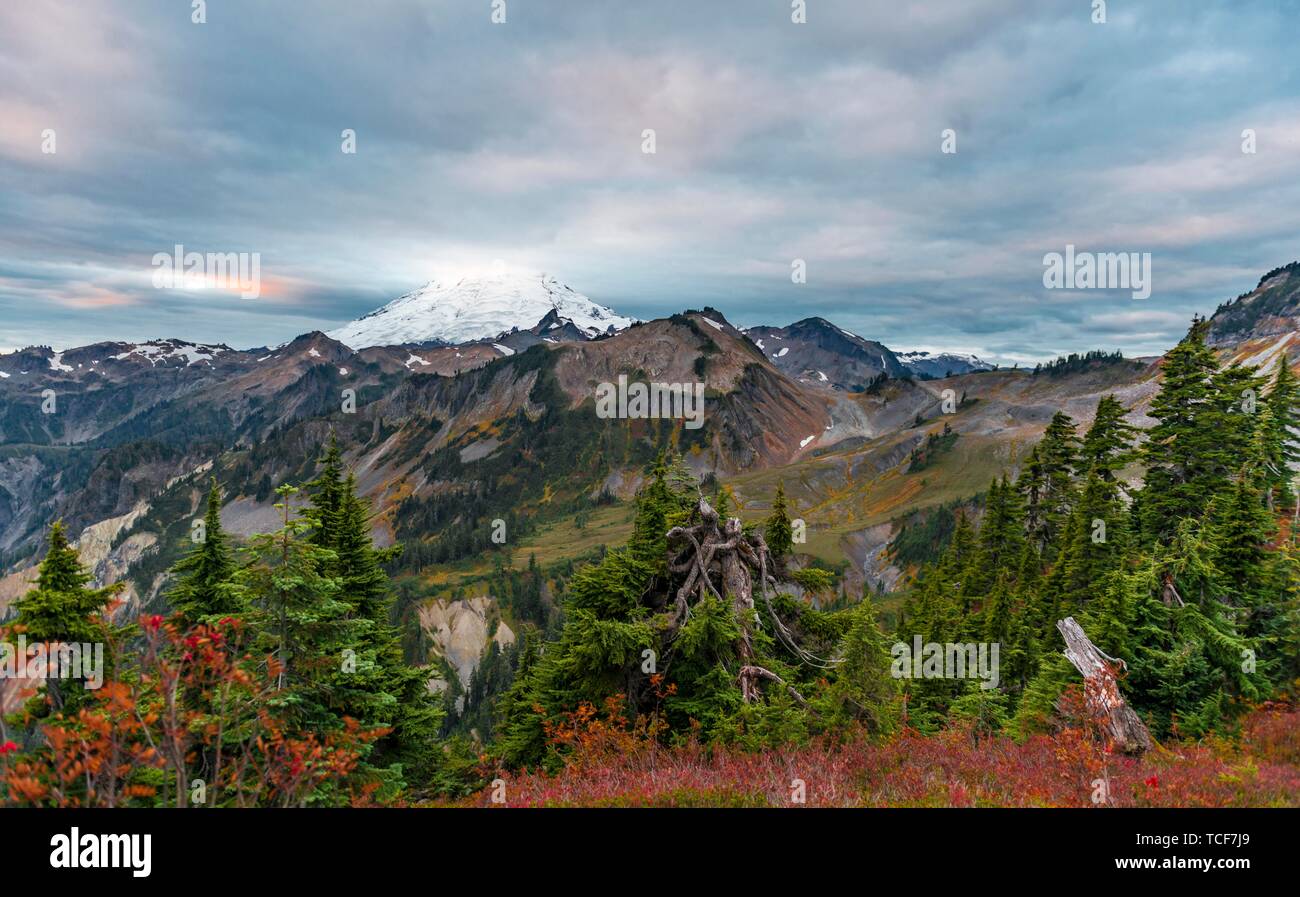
[326,269,636,349]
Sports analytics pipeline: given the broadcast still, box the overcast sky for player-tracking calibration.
[2,0,1298,362]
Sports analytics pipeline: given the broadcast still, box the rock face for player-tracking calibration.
[0,500,157,617]
[417,596,516,704]
[744,317,908,391]
[895,350,995,379]
[1208,262,1300,349]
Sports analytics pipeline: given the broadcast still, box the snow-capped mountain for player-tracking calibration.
[326,270,636,349]
[897,350,994,379]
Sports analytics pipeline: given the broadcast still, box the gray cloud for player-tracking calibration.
[1,0,1296,360]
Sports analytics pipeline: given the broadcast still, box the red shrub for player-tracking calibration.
[468,707,1300,808]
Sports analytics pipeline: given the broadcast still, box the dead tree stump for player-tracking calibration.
[1056,616,1153,755]
[666,498,813,705]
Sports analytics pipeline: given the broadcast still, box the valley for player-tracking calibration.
[2,264,1298,718]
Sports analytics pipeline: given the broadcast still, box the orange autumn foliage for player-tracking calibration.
[0,615,385,808]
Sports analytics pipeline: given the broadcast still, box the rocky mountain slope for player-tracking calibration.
[3,262,1296,684]
[1208,261,1300,372]
[743,317,909,390]
[895,349,996,379]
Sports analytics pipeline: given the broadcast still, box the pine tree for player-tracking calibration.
[1141,318,1260,542]
[496,627,545,766]
[627,454,684,567]
[1017,445,1046,549]
[1263,359,1300,506]
[306,432,347,547]
[766,480,794,560]
[237,485,354,729]
[1211,473,1275,601]
[1208,473,1284,685]
[301,444,444,786]
[1080,395,1137,482]
[713,484,731,518]
[816,597,898,733]
[1011,538,1045,668]
[1048,470,1128,616]
[494,453,863,765]
[169,478,241,622]
[1126,522,1265,737]
[969,476,1025,598]
[1030,412,1080,559]
[12,522,124,710]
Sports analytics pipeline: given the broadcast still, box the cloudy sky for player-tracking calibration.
[2,0,1298,362]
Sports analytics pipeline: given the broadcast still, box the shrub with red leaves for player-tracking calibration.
[1,614,385,808]
[461,706,1300,808]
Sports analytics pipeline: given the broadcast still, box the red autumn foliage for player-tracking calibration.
[464,704,1300,808]
[0,614,385,808]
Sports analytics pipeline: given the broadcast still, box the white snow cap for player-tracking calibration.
[326,268,636,349]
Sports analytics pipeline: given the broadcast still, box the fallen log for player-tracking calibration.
[1056,616,1153,755]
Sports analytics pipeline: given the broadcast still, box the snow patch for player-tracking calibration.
[110,340,227,367]
[799,434,816,448]
[326,269,636,349]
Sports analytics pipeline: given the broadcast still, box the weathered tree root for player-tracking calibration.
[666,498,832,704]
[739,665,809,707]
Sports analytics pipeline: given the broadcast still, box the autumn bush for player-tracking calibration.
[0,614,385,808]
[464,704,1300,808]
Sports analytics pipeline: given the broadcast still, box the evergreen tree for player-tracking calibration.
[969,476,1025,598]
[302,447,444,786]
[713,484,731,518]
[1263,359,1300,506]
[766,480,794,559]
[12,522,124,711]
[168,478,241,622]
[1029,412,1079,558]
[1141,318,1262,541]
[305,432,346,549]
[1211,473,1275,603]
[816,598,899,734]
[494,454,878,767]
[237,485,355,730]
[1017,445,1046,549]
[1047,470,1128,616]
[1080,394,1137,483]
